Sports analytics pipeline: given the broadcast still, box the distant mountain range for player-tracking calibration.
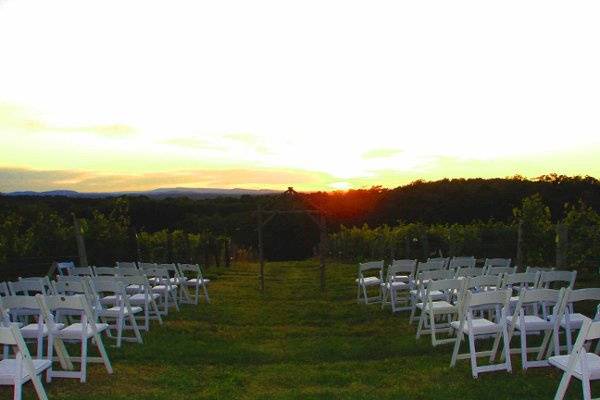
[2,187,281,199]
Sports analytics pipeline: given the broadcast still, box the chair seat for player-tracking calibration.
[100,295,131,305]
[508,315,553,331]
[416,301,455,313]
[550,353,600,380]
[186,278,210,285]
[126,284,144,293]
[129,293,161,304]
[392,275,410,282]
[58,323,109,339]
[170,277,187,284]
[101,306,143,317]
[0,359,51,382]
[20,323,65,338]
[356,277,381,286]
[382,281,410,290]
[152,285,177,293]
[450,318,499,335]
[410,290,445,300]
[559,313,587,330]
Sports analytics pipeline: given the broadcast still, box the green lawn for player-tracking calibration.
[6,261,594,399]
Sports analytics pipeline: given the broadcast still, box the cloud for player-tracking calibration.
[0,166,332,192]
[163,137,224,150]
[362,148,404,159]
[0,102,135,138]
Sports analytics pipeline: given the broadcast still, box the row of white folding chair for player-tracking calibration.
[57,274,161,340]
[1,292,113,398]
[413,275,503,347]
[451,284,598,379]
[113,262,211,305]
[86,262,210,307]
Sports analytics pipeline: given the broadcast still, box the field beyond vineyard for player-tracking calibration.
[4,260,594,400]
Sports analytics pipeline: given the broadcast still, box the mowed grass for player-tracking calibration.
[5,260,596,399]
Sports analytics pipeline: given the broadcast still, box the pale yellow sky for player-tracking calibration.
[1,0,599,192]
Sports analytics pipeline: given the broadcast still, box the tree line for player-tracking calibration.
[1,174,600,275]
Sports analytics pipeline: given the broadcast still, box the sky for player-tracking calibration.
[1,0,599,193]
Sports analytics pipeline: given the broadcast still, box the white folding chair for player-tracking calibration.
[485,265,517,276]
[89,277,143,347]
[114,275,163,330]
[409,269,456,324]
[427,257,450,269]
[501,271,541,310]
[537,270,577,290]
[0,295,65,359]
[449,256,476,270]
[158,263,189,303]
[482,258,512,273]
[550,288,600,355]
[0,324,50,400]
[145,267,179,315]
[116,261,139,270]
[418,259,447,273]
[416,278,465,346]
[69,267,93,276]
[450,289,513,378]
[356,261,384,304]
[55,261,75,276]
[37,294,113,383]
[178,263,211,304]
[455,267,485,278]
[504,287,564,369]
[381,259,417,312]
[11,278,53,296]
[550,317,600,400]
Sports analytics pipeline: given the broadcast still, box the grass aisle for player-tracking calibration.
[14,261,591,399]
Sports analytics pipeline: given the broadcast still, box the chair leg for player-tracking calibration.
[94,333,113,374]
[502,324,512,373]
[128,312,143,344]
[30,371,49,400]
[554,371,573,400]
[116,316,123,348]
[416,311,425,339]
[80,337,88,383]
[565,326,573,353]
[430,310,438,346]
[450,330,464,367]
[362,285,369,305]
[520,329,528,370]
[13,381,22,400]
[468,331,479,378]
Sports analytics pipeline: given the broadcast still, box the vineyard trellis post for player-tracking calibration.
[556,223,568,268]
[72,214,88,267]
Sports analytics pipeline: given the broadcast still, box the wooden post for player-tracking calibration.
[224,238,231,268]
[319,214,327,292]
[516,220,524,269]
[257,206,265,292]
[134,229,142,263]
[556,223,568,268]
[72,214,88,267]
[421,231,430,260]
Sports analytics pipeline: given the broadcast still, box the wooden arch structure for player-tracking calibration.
[256,187,327,292]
